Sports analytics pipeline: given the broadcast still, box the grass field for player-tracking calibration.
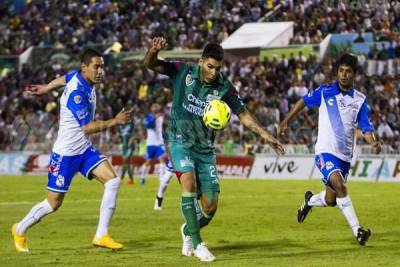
[1,175,399,267]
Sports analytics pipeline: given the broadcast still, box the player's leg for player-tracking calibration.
[80,147,122,250]
[329,171,371,245]
[170,143,204,258]
[12,152,78,252]
[140,146,155,185]
[154,162,174,210]
[126,151,134,184]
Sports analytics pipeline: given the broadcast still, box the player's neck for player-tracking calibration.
[81,73,94,86]
[338,83,351,92]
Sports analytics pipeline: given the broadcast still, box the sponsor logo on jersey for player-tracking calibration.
[327,98,334,106]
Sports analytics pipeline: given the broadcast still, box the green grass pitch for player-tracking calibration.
[1,175,399,266]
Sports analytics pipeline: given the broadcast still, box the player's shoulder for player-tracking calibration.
[318,82,335,91]
[352,88,367,100]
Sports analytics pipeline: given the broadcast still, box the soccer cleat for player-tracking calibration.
[92,234,123,250]
[127,179,134,185]
[154,198,162,211]
[180,224,194,256]
[297,191,314,223]
[193,242,216,262]
[12,224,29,252]
[356,227,371,246]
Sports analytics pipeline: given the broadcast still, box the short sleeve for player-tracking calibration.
[66,90,92,126]
[357,99,374,133]
[222,85,246,115]
[65,70,78,83]
[303,86,323,108]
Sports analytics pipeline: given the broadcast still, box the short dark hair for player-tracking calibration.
[80,48,103,65]
[335,53,358,73]
[202,43,224,61]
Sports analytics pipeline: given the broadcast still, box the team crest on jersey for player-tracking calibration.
[325,161,334,170]
[56,175,65,187]
[185,74,194,86]
[74,95,81,104]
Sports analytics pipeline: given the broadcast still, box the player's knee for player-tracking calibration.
[105,177,121,190]
[202,202,217,216]
[325,199,337,207]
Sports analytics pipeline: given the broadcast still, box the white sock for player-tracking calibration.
[96,177,121,238]
[308,190,327,207]
[336,195,360,236]
[157,170,174,198]
[158,162,166,176]
[140,165,148,180]
[16,199,54,235]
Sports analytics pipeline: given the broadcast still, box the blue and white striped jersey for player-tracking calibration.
[303,81,374,163]
[52,70,96,155]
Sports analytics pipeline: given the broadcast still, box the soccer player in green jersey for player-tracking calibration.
[118,120,135,184]
[144,37,285,262]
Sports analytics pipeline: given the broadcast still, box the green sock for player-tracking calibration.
[181,193,202,248]
[121,165,127,179]
[184,200,213,236]
[127,165,133,179]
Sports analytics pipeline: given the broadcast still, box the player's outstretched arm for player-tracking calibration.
[277,98,306,136]
[143,37,167,73]
[364,132,381,154]
[238,110,285,156]
[25,75,67,96]
[82,108,132,135]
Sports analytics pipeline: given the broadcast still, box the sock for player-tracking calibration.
[140,165,148,180]
[16,199,54,235]
[184,200,214,236]
[308,190,327,207]
[181,193,202,248]
[95,177,121,238]
[127,164,133,179]
[158,162,166,176]
[121,165,127,179]
[336,195,360,236]
[157,169,174,198]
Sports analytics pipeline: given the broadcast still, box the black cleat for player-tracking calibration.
[297,191,313,223]
[356,227,371,246]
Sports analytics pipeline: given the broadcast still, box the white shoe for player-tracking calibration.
[194,242,216,262]
[154,199,162,211]
[180,224,193,256]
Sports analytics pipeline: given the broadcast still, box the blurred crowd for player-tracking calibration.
[272,0,400,45]
[0,0,271,55]
[1,50,399,154]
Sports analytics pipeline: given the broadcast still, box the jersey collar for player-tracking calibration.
[76,71,94,94]
[333,81,354,97]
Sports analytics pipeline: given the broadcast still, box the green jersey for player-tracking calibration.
[119,122,134,157]
[161,61,245,153]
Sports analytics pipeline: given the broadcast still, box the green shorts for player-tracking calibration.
[169,142,220,195]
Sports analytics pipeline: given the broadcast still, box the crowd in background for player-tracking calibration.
[0,0,399,155]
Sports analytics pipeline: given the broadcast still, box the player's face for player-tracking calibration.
[82,56,105,85]
[337,64,354,90]
[199,57,222,84]
[151,103,160,113]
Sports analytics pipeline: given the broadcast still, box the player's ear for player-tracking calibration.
[199,58,203,65]
[81,62,87,72]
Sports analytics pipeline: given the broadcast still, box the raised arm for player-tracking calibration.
[143,37,167,73]
[238,110,285,155]
[25,75,67,96]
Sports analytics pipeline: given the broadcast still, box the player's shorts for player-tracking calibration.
[47,146,108,193]
[169,142,219,196]
[315,153,351,187]
[145,145,165,160]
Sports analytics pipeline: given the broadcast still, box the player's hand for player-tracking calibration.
[276,121,288,137]
[371,141,381,154]
[151,37,167,51]
[25,84,49,96]
[114,108,133,125]
[263,134,285,156]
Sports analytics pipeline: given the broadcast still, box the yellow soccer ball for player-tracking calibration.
[203,99,231,131]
